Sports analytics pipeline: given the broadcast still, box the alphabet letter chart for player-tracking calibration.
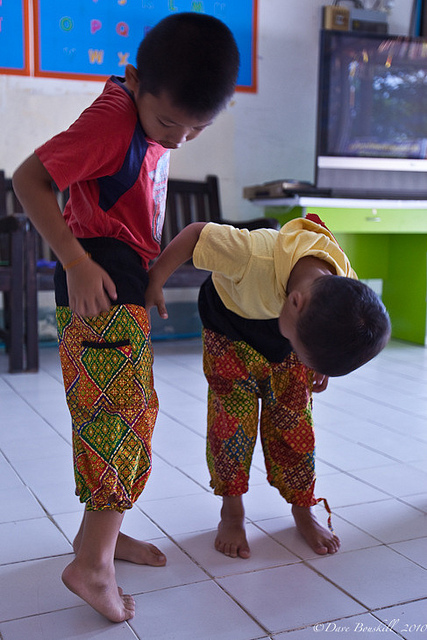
[0,0,30,75]
[33,0,258,92]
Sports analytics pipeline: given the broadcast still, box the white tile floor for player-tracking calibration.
[1,338,427,639]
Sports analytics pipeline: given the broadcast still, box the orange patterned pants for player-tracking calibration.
[56,304,158,512]
[203,329,317,508]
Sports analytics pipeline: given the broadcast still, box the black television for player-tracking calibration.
[315,29,427,198]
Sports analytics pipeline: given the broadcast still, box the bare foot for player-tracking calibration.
[115,533,166,566]
[292,504,340,555]
[74,531,166,566]
[62,559,135,622]
[215,496,251,559]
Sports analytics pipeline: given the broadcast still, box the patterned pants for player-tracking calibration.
[203,329,317,508]
[56,304,158,512]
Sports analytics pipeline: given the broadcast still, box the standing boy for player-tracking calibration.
[13,13,239,622]
[146,217,391,558]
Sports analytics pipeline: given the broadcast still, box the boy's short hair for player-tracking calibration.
[136,12,240,117]
[297,276,391,377]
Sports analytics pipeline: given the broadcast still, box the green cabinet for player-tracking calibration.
[262,200,427,345]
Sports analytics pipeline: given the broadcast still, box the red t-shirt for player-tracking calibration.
[36,77,170,269]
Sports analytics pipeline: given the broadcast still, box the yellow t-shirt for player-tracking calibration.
[192,218,357,320]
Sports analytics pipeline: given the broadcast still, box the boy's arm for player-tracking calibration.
[12,154,117,316]
[146,222,206,318]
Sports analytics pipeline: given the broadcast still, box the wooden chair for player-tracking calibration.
[8,180,68,372]
[0,171,27,372]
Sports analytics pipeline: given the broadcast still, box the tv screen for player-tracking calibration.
[316,30,427,198]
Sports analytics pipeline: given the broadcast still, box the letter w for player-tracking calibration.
[88,49,104,64]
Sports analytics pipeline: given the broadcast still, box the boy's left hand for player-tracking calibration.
[312,372,329,393]
[145,277,168,320]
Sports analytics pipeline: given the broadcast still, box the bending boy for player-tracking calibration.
[12,13,239,622]
[146,216,391,558]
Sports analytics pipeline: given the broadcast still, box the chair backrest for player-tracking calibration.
[0,171,13,263]
[161,175,221,249]
[0,171,7,219]
[11,181,69,264]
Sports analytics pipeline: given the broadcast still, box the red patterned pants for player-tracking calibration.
[203,329,317,508]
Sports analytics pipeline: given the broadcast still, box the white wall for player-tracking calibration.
[0,0,413,221]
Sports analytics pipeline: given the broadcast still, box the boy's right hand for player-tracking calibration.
[65,257,117,316]
[311,372,329,393]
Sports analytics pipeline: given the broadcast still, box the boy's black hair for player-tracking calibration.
[297,276,391,377]
[136,12,240,117]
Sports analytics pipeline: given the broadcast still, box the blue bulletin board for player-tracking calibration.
[0,0,30,75]
[33,1,258,92]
